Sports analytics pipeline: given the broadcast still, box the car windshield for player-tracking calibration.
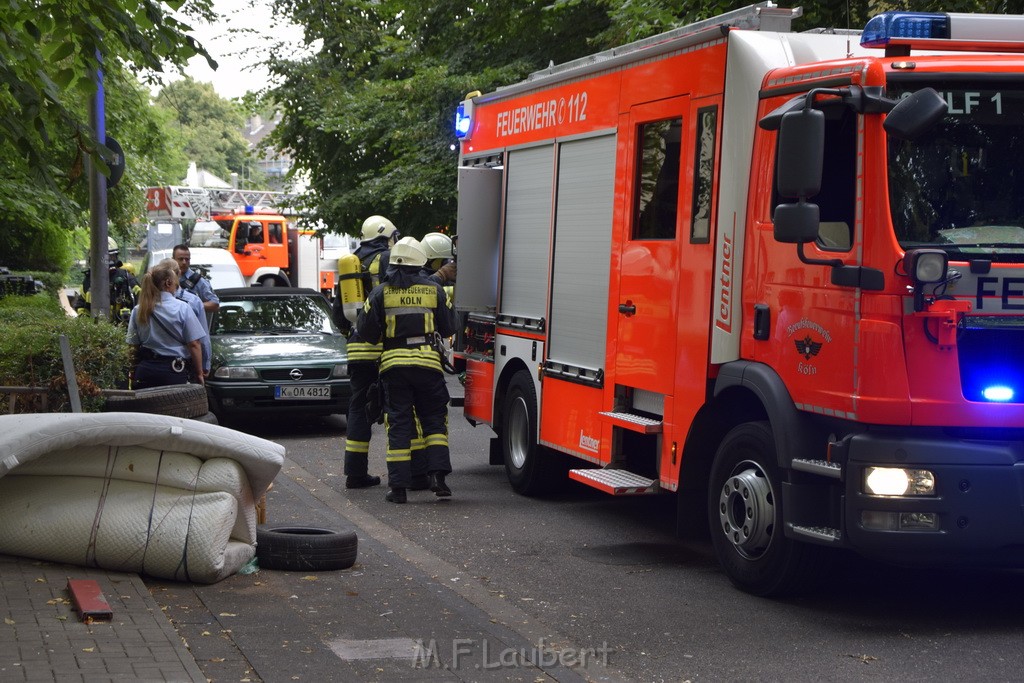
[212,294,338,335]
[887,79,1024,261]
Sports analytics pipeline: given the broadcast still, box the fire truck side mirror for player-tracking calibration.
[883,87,947,141]
[776,108,824,199]
[773,200,820,244]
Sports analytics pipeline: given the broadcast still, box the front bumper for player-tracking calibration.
[207,380,351,417]
[843,430,1024,564]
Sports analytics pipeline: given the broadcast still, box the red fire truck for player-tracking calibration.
[453,3,1024,595]
[145,185,338,296]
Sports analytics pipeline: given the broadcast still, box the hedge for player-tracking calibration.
[0,288,131,413]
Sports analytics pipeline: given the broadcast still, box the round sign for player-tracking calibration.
[105,135,125,188]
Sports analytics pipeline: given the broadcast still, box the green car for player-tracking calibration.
[206,288,350,422]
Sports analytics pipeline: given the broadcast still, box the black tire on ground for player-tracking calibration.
[191,411,219,425]
[501,370,567,497]
[256,526,358,571]
[707,421,827,597]
[103,384,209,418]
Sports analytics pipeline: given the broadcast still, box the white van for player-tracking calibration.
[142,247,246,291]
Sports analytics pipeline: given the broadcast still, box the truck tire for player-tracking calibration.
[256,526,358,572]
[103,384,209,419]
[501,370,567,497]
[707,421,824,596]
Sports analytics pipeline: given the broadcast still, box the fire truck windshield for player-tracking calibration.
[887,80,1024,261]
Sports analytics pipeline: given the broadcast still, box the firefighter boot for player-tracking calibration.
[429,472,451,498]
[345,475,381,489]
[385,487,407,504]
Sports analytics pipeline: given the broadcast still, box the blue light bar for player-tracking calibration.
[861,12,949,48]
[244,205,255,214]
[982,385,1015,402]
[454,100,473,140]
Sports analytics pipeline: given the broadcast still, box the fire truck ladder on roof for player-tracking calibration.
[208,189,300,216]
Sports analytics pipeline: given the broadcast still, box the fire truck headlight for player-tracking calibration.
[903,248,947,284]
[864,467,935,496]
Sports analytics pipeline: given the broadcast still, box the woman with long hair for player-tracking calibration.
[126,262,206,389]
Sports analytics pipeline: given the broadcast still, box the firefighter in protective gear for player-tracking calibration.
[78,242,140,322]
[421,232,457,285]
[356,237,458,504]
[334,215,403,490]
[361,215,400,243]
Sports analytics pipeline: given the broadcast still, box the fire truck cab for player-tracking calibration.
[453,3,1024,595]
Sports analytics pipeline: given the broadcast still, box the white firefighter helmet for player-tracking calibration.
[361,215,400,243]
[389,236,427,267]
[420,232,454,260]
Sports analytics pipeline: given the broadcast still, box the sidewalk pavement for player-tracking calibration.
[0,379,617,682]
[0,555,205,682]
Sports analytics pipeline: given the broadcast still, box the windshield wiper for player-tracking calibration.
[943,243,1024,250]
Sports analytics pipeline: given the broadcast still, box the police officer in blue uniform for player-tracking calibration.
[172,244,220,313]
[126,263,206,389]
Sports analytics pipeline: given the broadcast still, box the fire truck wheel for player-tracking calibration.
[502,370,567,496]
[708,421,822,597]
[256,525,358,571]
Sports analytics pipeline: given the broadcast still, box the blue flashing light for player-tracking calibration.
[244,205,255,214]
[861,11,950,48]
[454,102,472,139]
[982,385,1015,402]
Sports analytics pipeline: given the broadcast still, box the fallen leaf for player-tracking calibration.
[201,631,212,636]
[82,648,94,653]
[34,578,46,583]
[210,658,225,663]
[219,612,237,617]
[4,618,14,625]
[301,576,317,581]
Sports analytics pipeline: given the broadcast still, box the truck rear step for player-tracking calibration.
[569,468,658,495]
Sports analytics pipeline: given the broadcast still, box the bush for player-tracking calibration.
[0,293,131,413]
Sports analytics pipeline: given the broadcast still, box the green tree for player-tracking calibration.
[153,78,258,185]
[0,0,218,271]
[266,0,1021,238]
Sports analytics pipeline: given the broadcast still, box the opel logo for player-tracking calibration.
[289,369,304,380]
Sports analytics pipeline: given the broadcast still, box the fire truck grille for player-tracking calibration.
[260,368,333,382]
[957,324,1024,403]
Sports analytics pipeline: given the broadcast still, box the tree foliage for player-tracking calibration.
[0,0,217,271]
[265,0,1023,240]
[153,78,253,184]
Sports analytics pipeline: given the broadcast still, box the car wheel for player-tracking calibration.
[256,526,358,571]
[192,411,219,425]
[103,384,209,419]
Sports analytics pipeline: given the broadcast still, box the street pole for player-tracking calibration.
[88,53,110,320]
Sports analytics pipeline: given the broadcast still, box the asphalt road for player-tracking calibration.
[205,382,1024,682]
